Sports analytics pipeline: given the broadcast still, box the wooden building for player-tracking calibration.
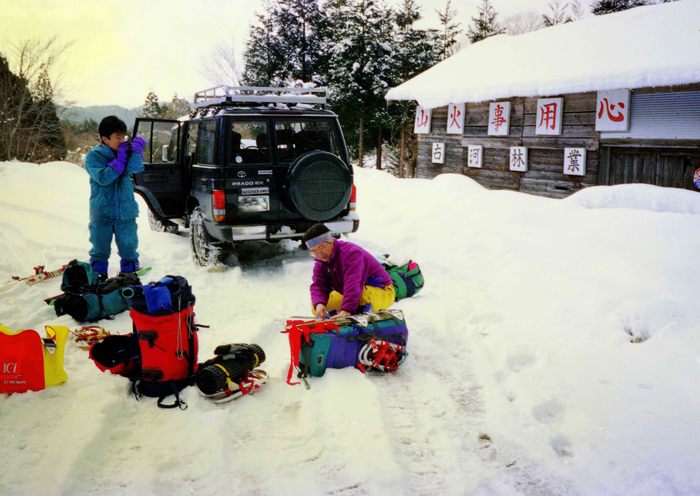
[386,1,700,198]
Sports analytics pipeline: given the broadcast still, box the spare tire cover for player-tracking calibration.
[287,151,352,222]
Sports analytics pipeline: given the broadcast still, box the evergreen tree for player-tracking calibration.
[242,5,284,86]
[274,0,326,84]
[543,0,572,26]
[32,64,65,158]
[435,0,462,60]
[591,0,649,15]
[322,0,395,164]
[389,0,440,176]
[142,91,161,118]
[466,0,505,44]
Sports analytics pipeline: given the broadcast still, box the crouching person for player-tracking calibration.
[85,116,147,279]
[304,223,395,320]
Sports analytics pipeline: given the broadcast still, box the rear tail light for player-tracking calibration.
[212,189,226,223]
[349,184,357,212]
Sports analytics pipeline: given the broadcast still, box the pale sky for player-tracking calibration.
[0,0,594,108]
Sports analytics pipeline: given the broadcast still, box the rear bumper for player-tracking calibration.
[207,214,360,243]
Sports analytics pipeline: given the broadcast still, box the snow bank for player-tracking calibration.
[1,161,699,495]
[386,1,700,108]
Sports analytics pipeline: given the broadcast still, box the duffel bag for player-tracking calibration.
[54,275,137,322]
[0,324,69,393]
[283,309,408,385]
[382,259,424,301]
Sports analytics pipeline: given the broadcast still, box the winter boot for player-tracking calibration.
[118,259,140,277]
[90,258,109,282]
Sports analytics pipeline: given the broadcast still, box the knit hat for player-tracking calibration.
[302,223,331,250]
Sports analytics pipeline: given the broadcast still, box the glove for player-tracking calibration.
[107,142,128,175]
[130,136,147,156]
[694,178,700,190]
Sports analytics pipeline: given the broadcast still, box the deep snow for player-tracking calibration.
[1,161,699,495]
[386,1,700,108]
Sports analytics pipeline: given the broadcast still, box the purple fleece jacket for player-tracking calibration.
[310,240,392,313]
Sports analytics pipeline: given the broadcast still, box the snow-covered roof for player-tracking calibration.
[385,1,700,109]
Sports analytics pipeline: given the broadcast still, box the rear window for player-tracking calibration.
[274,119,340,163]
[229,120,270,165]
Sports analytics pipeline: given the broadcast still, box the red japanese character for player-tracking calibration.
[491,104,506,131]
[416,109,429,129]
[597,97,625,123]
[449,106,462,130]
[538,102,559,130]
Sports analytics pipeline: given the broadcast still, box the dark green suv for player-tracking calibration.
[132,86,358,265]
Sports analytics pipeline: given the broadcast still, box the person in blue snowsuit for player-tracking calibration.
[85,115,147,279]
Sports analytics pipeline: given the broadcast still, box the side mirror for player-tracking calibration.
[162,144,169,162]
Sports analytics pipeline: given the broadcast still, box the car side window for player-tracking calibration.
[186,121,199,158]
[274,120,340,163]
[196,120,216,164]
[151,121,178,164]
[229,121,270,165]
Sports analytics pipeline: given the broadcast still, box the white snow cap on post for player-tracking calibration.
[385,1,700,109]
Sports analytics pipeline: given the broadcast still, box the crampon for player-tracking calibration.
[357,339,407,373]
[70,325,111,349]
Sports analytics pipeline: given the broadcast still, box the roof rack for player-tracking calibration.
[194,85,328,108]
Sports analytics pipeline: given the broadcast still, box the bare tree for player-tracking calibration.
[0,37,70,162]
[199,40,243,87]
[570,0,586,19]
[502,11,545,35]
[543,0,572,26]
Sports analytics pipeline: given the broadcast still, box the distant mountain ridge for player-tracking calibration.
[58,105,142,126]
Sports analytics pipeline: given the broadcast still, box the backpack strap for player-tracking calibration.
[281,319,338,385]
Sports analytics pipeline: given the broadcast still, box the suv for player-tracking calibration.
[131,86,359,265]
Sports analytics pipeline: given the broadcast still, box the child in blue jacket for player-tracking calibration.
[85,116,147,279]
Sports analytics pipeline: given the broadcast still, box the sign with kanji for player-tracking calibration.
[595,89,630,132]
[414,106,432,134]
[432,142,445,164]
[488,102,511,136]
[536,97,563,135]
[509,147,528,172]
[563,147,586,176]
[447,103,465,135]
[467,145,483,168]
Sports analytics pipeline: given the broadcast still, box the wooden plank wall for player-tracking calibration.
[417,92,599,198]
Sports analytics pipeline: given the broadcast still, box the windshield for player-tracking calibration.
[273,119,341,163]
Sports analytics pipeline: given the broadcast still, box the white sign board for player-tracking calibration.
[536,97,563,135]
[595,89,631,132]
[509,146,528,172]
[414,106,432,134]
[432,142,445,164]
[446,103,465,134]
[563,147,586,176]
[467,145,483,168]
[488,102,511,136]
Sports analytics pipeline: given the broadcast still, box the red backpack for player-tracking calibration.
[90,276,199,409]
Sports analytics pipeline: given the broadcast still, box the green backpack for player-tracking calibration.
[381,258,424,301]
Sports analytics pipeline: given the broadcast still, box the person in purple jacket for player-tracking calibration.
[304,224,395,320]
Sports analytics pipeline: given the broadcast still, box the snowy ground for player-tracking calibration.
[1,161,699,496]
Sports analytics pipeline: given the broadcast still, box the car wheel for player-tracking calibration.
[148,209,179,234]
[287,151,352,221]
[189,207,226,267]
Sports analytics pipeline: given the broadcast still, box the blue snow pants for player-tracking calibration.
[89,218,139,263]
